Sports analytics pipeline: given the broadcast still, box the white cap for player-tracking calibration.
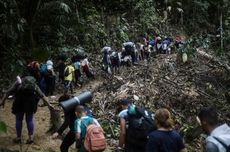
[46,60,53,66]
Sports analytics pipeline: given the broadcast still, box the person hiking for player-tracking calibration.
[64,58,75,94]
[162,36,171,54]
[52,94,93,152]
[118,99,156,152]
[122,42,137,64]
[110,51,120,74]
[197,107,230,152]
[155,35,162,54]
[0,76,52,144]
[81,55,94,79]
[101,46,112,73]
[146,108,187,152]
[73,59,83,87]
[74,105,101,152]
[44,60,56,96]
[27,61,40,82]
[57,59,65,83]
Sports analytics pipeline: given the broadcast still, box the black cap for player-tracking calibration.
[120,99,131,105]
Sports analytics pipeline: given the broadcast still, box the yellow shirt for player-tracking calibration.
[64,65,75,81]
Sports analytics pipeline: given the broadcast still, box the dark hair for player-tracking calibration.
[75,105,86,113]
[155,108,174,129]
[120,99,131,106]
[198,107,219,126]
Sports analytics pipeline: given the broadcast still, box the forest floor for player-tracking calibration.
[0,51,230,152]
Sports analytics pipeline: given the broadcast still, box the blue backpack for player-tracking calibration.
[40,63,47,73]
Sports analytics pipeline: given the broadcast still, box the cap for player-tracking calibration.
[46,60,53,66]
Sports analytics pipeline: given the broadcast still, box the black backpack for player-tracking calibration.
[64,67,70,77]
[213,137,230,152]
[126,106,157,148]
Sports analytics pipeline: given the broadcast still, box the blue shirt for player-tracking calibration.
[146,130,185,152]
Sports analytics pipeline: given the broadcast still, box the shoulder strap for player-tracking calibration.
[213,136,229,150]
[81,117,93,128]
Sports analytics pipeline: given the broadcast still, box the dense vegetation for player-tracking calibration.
[1,0,230,70]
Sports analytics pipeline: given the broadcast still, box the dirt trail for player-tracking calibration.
[0,79,104,152]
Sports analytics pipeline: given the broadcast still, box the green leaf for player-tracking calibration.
[0,121,7,133]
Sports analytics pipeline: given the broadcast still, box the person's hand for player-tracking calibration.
[51,132,59,139]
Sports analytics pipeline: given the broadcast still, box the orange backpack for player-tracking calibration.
[83,120,106,152]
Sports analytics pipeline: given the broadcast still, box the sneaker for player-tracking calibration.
[13,138,22,144]
[26,139,34,144]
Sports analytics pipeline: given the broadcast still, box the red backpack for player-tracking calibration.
[82,120,106,152]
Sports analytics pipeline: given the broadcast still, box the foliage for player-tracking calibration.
[0,121,7,133]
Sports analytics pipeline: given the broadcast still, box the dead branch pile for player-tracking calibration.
[89,52,230,151]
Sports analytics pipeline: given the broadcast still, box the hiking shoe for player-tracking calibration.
[26,139,34,144]
[13,138,22,144]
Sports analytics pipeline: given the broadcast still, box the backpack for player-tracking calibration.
[13,76,39,114]
[82,119,106,152]
[126,106,157,148]
[64,67,70,77]
[213,136,230,152]
[19,76,37,91]
[40,63,47,73]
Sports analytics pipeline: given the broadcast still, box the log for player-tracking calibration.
[196,48,230,72]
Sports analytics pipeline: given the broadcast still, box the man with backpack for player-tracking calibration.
[101,46,112,74]
[118,99,156,152]
[110,51,120,74]
[74,105,106,152]
[198,107,230,152]
[64,58,75,94]
[122,42,137,64]
[0,76,52,144]
[44,60,56,96]
[52,94,93,152]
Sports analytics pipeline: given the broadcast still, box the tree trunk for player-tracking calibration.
[220,10,223,51]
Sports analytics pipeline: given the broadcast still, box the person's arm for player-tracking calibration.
[35,85,52,108]
[205,142,219,152]
[0,81,18,107]
[118,118,126,148]
[93,118,101,127]
[74,119,81,141]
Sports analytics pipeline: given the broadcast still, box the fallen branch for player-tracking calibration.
[196,48,230,73]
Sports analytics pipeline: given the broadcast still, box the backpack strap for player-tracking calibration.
[81,117,93,128]
[213,136,229,151]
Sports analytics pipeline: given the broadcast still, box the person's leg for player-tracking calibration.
[25,113,34,143]
[60,131,76,152]
[15,113,24,140]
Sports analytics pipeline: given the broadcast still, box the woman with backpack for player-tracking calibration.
[146,108,187,152]
[0,76,52,144]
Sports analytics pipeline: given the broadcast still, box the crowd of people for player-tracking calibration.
[101,34,184,75]
[0,33,230,152]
